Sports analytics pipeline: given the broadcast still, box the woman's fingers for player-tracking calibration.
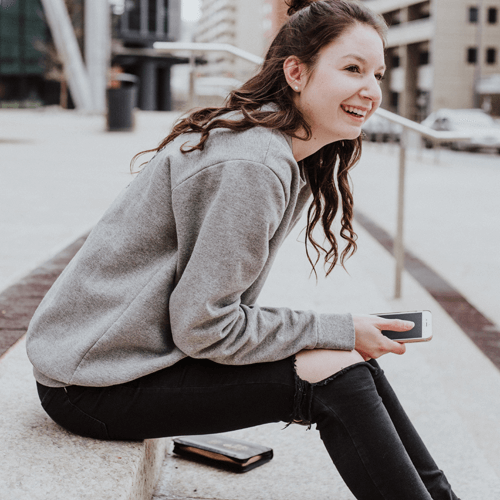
[388,339,406,355]
[376,318,415,332]
[352,315,408,359]
[369,335,406,358]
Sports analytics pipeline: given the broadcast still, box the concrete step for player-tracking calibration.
[0,336,167,500]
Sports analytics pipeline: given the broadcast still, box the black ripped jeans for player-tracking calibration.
[37,357,459,500]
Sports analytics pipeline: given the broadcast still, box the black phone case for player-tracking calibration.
[172,434,273,473]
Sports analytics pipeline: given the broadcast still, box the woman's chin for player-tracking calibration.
[339,129,363,141]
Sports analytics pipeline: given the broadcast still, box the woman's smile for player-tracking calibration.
[340,104,371,119]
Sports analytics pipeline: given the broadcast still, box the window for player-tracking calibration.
[467,47,477,64]
[488,7,498,24]
[390,92,399,109]
[409,1,431,21]
[469,6,478,23]
[419,51,430,65]
[383,9,401,26]
[486,48,497,64]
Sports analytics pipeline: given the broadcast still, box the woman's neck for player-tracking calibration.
[292,134,326,162]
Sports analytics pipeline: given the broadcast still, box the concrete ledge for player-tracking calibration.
[0,337,167,500]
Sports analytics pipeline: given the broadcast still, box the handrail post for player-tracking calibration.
[188,53,196,109]
[434,142,441,165]
[394,128,408,299]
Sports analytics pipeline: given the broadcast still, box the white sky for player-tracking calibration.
[181,0,202,22]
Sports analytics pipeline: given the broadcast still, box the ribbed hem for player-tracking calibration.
[316,312,355,351]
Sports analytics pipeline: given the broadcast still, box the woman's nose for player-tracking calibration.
[360,77,382,102]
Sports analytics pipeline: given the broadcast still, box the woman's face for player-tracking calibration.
[292,23,385,146]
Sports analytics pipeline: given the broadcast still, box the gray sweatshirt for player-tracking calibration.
[26,123,355,388]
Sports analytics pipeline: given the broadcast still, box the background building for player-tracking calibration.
[0,0,58,107]
[363,0,500,119]
[194,0,270,83]
[0,0,182,110]
[111,0,183,111]
[267,0,288,37]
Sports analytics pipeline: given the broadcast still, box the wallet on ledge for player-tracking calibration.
[172,434,274,473]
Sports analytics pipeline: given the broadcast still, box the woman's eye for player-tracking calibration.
[346,65,360,73]
[376,73,385,82]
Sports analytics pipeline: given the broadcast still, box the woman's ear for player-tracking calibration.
[283,56,306,92]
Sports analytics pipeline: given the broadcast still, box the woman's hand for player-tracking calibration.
[352,314,412,360]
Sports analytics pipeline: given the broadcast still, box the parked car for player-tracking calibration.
[421,109,500,152]
[362,113,402,142]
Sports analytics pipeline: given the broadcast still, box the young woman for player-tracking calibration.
[27,1,460,498]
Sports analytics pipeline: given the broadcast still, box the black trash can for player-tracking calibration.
[107,74,138,132]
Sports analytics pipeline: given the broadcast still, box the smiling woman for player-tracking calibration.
[27,2,460,499]
[284,23,386,159]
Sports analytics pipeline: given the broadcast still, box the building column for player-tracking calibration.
[139,58,157,110]
[400,43,419,120]
[84,0,111,113]
[381,47,395,111]
[158,64,172,111]
[395,8,409,119]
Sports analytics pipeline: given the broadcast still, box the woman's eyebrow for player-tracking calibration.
[341,54,386,71]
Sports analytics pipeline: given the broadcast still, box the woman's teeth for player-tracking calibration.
[342,105,366,117]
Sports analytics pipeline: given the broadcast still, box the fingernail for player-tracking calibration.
[407,321,415,327]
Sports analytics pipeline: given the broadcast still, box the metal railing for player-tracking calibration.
[374,109,470,298]
[153,41,263,108]
[151,42,472,298]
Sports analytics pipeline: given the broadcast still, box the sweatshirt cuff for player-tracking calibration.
[316,313,355,351]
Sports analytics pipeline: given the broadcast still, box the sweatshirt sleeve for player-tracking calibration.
[169,160,355,365]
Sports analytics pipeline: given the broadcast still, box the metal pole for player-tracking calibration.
[167,0,182,41]
[84,0,111,113]
[40,0,93,112]
[394,128,408,299]
[157,0,165,37]
[188,53,196,109]
[139,59,157,110]
[434,142,441,165]
[140,0,149,37]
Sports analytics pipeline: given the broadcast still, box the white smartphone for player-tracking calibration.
[373,310,432,343]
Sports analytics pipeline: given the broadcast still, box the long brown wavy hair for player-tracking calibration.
[133,0,387,277]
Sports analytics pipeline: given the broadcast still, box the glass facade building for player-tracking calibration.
[0,0,46,75]
[0,0,47,105]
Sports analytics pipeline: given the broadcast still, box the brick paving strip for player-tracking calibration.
[0,234,88,359]
[355,210,500,371]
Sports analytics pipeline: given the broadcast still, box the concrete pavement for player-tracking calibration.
[1,108,500,499]
[0,107,178,293]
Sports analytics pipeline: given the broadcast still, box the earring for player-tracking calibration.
[294,86,299,91]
